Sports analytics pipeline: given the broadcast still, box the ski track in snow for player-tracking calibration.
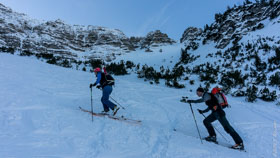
[0,53,280,158]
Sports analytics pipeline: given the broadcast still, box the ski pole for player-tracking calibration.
[110,96,125,110]
[189,103,203,144]
[201,113,229,142]
[90,87,93,122]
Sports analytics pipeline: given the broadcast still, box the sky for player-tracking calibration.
[0,0,246,40]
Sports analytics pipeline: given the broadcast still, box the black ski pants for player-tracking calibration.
[203,111,243,144]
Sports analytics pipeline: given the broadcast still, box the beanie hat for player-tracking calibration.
[196,87,204,92]
[94,67,101,72]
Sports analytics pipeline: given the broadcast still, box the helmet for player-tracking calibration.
[94,67,101,73]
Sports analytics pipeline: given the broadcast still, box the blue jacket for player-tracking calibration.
[94,72,102,85]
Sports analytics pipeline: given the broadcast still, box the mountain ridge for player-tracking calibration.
[0,3,176,61]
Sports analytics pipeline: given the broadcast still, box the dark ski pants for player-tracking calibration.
[101,85,116,112]
[203,111,243,144]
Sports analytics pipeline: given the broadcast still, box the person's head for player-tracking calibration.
[196,87,204,97]
[94,67,101,75]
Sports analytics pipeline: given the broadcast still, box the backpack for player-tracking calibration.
[211,87,229,108]
[104,74,115,86]
[102,67,115,86]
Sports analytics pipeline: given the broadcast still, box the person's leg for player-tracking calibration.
[218,115,243,144]
[101,96,110,112]
[101,86,116,110]
[203,113,218,137]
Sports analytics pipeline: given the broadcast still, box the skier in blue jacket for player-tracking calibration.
[90,67,119,115]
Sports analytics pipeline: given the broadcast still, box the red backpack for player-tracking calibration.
[211,87,229,108]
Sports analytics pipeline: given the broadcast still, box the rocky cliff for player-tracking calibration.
[0,3,176,61]
[181,0,280,49]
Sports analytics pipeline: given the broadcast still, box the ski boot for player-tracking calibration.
[113,106,120,116]
[204,136,217,143]
[231,143,244,150]
[101,109,109,115]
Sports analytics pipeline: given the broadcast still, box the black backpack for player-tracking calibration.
[105,74,115,86]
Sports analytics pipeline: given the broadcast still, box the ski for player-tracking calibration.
[173,128,246,152]
[205,139,246,152]
[201,137,246,152]
[79,107,141,125]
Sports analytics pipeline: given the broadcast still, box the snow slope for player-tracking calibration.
[0,53,280,158]
[114,43,183,70]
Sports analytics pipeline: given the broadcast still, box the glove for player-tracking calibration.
[96,85,101,89]
[180,96,188,103]
[197,109,203,114]
[89,83,96,88]
[89,83,97,88]
[187,100,194,103]
[180,98,187,103]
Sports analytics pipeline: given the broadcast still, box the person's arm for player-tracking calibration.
[202,107,210,112]
[191,98,204,103]
[189,92,210,103]
[198,107,210,114]
[94,72,101,85]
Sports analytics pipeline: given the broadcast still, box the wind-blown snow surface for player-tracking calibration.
[0,53,280,158]
[114,43,183,71]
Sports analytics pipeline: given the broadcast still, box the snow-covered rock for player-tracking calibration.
[0,3,176,61]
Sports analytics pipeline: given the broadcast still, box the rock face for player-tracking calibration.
[0,3,176,60]
[140,30,176,48]
[180,27,202,43]
[180,27,203,51]
[180,1,280,49]
[174,1,280,102]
